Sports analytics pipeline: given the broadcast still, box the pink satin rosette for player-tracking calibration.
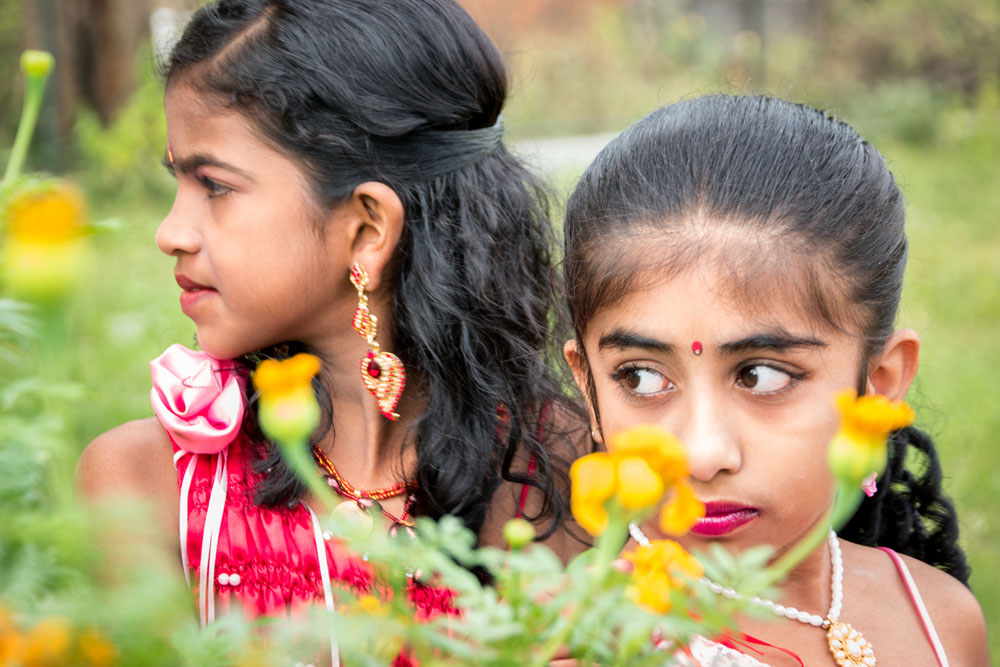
[150,344,246,455]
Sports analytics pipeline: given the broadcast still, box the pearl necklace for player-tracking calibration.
[628,524,876,666]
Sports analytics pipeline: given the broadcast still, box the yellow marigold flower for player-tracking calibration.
[354,594,388,616]
[77,628,116,667]
[21,616,71,666]
[625,539,703,614]
[570,453,616,535]
[571,425,698,536]
[252,354,322,444]
[570,453,617,503]
[608,424,688,485]
[2,182,89,301]
[658,479,704,536]
[616,457,664,510]
[828,388,914,487]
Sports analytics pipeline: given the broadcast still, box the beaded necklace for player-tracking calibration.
[312,445,416,527]
[629,523,876,666]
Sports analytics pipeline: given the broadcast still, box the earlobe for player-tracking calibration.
[866,328,920,401]
[563,339,602,442]
[347,181,404,291]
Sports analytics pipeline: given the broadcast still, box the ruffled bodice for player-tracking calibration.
[150,345,454,657]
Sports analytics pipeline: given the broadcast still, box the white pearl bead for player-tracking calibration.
[217,573,230,586]
[229,573,241,586]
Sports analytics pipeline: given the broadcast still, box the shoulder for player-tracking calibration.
[843,541,989,667]
[76,417,178,508]
[893,551,990,667]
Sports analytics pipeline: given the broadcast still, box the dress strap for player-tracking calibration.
[307,506,340,667]
[198,448,229,627]
[878,547,949,667]
[514,401,551,519]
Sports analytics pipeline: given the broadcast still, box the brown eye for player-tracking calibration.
[737,364,794,394]
[739,366,759,389]
[623,368,642,390]
[616,367,673,395]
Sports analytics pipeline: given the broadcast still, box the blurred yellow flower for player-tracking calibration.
[21,616,71,666]
[625,539,703,614]
[658,479,704,536]
[1,182,90,301]
[828,388,914,486]
[77,628,117,667]
[570,425,702,537]
[252,353,322,444]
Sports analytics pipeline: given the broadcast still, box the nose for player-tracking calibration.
[673,395,742,482]
[155,197,200,256]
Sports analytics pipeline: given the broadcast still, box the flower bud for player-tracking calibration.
[503,518,536,550]
[20,50,55,79]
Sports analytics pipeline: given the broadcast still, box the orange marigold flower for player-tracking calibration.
[2,181,89,301]
[625,539,703,614]
[828,388,914,487]
[77,628,117,667]
[570,425,701,536]
[21,616,71,666]
[658,479,704,536]
[252,354,322,444]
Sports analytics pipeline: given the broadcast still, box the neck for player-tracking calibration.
[303,291,422,486]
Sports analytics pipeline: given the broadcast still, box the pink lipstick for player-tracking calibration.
[175,274,217,315]
[690,501,759,537]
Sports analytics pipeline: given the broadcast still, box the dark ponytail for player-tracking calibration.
[563,94,969,579]
[166,0,584,537]
[841,426,969,584]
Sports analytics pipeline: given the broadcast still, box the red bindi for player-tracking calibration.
[692,341,703,356]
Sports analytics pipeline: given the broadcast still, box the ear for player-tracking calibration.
[343,181,404,291]
[865,328,920,401]
[563,339,603,443]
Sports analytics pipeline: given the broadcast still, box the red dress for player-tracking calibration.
[151,345,453,664]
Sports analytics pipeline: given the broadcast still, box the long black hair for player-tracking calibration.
[165,0,585,538]
[562,94,969,583]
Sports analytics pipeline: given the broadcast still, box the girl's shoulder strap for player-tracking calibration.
[878,547,949,667]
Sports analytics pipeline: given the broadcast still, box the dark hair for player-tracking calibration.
[563,94,969,582]
[166,0,585,539]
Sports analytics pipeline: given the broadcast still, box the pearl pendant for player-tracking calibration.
[827,620,876,666]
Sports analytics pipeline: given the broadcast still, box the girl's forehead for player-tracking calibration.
[586,232,858,340]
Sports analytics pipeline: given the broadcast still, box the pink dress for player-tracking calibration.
[150,345,453,664]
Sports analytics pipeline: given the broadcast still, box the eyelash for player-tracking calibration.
[197,175,232,198]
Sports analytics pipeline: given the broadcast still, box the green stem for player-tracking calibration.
[276,436,339,515]
[760,481,863,588]
[3,70,47,186]
[531,516,623,666]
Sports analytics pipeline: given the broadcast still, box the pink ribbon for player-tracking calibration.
[150,344,246,454]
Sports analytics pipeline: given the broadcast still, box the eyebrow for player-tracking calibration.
[161,152,255,182]
[598,330,674,354]
[717,333,826,355]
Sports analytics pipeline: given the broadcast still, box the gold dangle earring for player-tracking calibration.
[350,263,406,420]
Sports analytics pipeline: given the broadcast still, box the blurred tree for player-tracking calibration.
[18,0,191,168]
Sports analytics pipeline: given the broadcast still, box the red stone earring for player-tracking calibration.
[350,263,406,420]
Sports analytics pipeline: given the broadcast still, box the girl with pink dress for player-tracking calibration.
[77,0,588,654]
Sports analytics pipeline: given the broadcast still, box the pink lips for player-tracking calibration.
[690,501,759,537]
[175,274,217,315]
